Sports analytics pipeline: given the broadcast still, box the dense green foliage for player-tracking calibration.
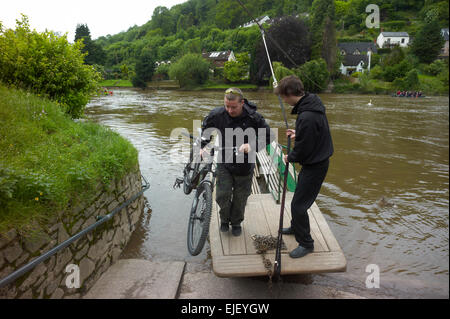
[0,84,138,235]
[0,16,101,118]
[168,53,210,87]
[74,24,106,65]
[132,48,157,88]
[410,15,445,63]
[224,53,250,82]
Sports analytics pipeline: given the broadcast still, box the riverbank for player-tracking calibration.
[99,79,448,96]
[0,84,139,236]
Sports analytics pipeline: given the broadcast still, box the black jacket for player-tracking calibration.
[201,99,275,175]
[287,93,334,166]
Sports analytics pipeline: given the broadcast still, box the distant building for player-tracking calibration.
[339,55,368,76]
[338,42,376,76]
[241,15,271,28]
[201,50,236,68]
[377,32,410,48]
[155,60,171,67]
[338,42,378,56]
[441,28,449,57]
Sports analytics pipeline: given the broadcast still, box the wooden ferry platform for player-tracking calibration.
[209,142,347,277]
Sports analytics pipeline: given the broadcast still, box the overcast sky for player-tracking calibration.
[1,0,187,42]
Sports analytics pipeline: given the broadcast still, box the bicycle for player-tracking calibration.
[174,132,240,256]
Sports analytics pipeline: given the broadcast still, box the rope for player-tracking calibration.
[235,0,325,91]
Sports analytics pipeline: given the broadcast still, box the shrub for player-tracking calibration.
[224,53,250,83]
[369,65,383,80]
[168,53,210,87]
[0,15,101,118]
[296,58,330,93]
[382,60,411,82]
[425,59,446,76]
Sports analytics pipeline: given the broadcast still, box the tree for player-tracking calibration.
[74,24,105,65]
[132,48,156,88]
[310,0,335,60]
[168,53,210,87]
[0,15,101,118]
[411,15,445,63]
[224,53,250,82]
[296,59,330,93]
[255,16,311,83]
[151,6,175,36]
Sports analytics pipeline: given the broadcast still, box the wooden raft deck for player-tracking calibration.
[209,191,347,277]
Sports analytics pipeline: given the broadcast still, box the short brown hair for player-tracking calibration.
[274,75,305,97]
[225,87,244,101]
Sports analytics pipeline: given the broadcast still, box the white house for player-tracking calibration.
[241,15,271,28]
[201,50,236,67]
[377,32,410,48]
[340,55,368,76]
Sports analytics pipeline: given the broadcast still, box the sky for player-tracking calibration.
[1,0,187,42]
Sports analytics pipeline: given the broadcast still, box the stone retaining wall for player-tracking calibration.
[0,166,146,299]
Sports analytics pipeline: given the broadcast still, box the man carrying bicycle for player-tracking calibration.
[200,88,275,236]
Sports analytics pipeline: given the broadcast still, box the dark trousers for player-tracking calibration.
[216,164,253,226]
[291,159,329,248]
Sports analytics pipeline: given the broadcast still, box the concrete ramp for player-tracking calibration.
[83,259,185,299]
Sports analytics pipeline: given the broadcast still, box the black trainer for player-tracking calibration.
[281,227,295,235]
[289,245,313,258]
[231,225,242,236]
[220,223,229,232]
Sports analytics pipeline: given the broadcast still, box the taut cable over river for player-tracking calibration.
[85,89,448,298]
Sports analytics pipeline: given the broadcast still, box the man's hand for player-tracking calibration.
[239,143,251,154]
[199,148,208,158]
[284,154,289,163]
[286,129,295,140]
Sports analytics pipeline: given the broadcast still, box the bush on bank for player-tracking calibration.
[0,15,101,118]
[0,84,138,236]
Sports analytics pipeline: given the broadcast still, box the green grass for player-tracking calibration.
[0,84,138,236]
[99,79,133,87]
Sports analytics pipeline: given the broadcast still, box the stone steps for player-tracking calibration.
[83,259,185,299]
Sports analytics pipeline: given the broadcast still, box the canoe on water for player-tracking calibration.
[391,94,426,98]
[209,141,347,277]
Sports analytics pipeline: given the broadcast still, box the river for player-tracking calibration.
[85,88,449,298]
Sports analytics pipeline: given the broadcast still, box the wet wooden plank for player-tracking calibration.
[212,251,347,277]
[242,200,271,255]
[310,202,343,252]
[209,192,224,257]
[283,203,329,253]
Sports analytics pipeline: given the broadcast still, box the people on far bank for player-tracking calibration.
[395,90,423,97]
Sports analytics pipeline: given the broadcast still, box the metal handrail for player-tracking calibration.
[0,175,150,288]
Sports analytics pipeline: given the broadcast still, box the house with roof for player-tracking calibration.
[339,55,369,76]
[377,32,410,48]
[338,42,378,56]
[201,50,236,68]
[337,42,376,76]
[241,15,271,28]
[440,28,449,57]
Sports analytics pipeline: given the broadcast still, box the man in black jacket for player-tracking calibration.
[201,88,275,236]
[274,75,334,258]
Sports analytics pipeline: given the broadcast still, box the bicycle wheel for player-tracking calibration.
[183,162,199,195]
[187,182,212,256]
